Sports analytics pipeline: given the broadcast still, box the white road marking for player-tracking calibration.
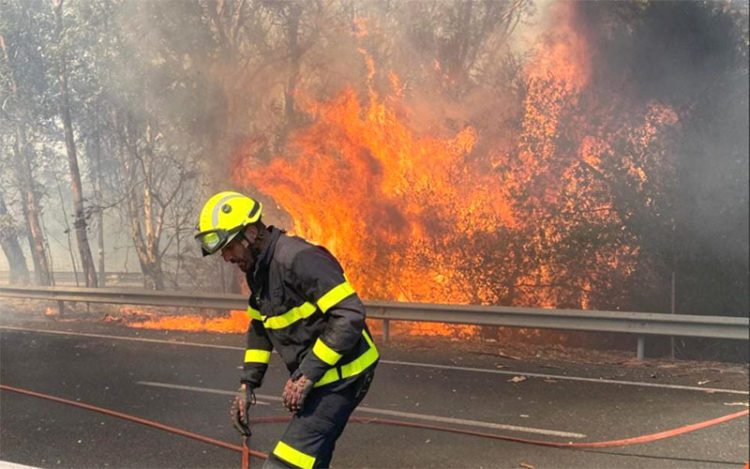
[2,325,747,395]
[0,461,41,469]
[135,382,272,405]
[381,359,750,396]
[137,380,587,439]
[0,325,240,350]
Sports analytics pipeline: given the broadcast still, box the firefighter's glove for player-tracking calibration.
[282,369,313,414]
[230,383,255,436]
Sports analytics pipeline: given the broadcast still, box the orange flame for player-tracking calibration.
[234,3,592,314]
[239,72,517,308]
[525,2,590,92]
[127,309,249,334]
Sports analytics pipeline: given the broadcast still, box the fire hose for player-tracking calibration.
[1,383,747,468]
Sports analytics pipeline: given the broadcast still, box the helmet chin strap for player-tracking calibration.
[236,230,252,251]
[237,226,266,259]
[238,232,250,248]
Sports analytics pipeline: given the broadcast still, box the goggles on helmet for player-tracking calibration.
[194,225,244,256]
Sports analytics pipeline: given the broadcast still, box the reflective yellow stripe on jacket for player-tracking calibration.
[316,280,355,313]
[311,338,342,366]
[314,330,378,388]
[244,349,271,364]
[246,306,263,321]
[245,281,356,330]
[264,302,317,329]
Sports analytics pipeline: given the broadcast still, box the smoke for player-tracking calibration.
[573,1,749,313]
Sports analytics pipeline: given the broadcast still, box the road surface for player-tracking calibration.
[1,307,747,468]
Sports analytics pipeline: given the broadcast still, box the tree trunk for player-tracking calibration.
[0,193,30,285]
[53,0,98,287]
[278,2,302,148]
[128,196,165,291]
[118,121,165,291]
[13,130,51,285]
[284,4,301,126]
[56,180,80,286]
[141,258,165,290]
[88,131,106,286]
[1,34,51,286]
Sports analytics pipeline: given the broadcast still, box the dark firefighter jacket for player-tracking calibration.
[240,227,378,391]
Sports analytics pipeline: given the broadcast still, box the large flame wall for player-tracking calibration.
[233,3,679,315]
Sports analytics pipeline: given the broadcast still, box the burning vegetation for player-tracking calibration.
[233,3,682,314]
[126,308,249,334]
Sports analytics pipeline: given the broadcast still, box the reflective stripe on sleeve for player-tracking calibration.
[314,330,378,388]
[316,281,355,313]
[263,302,317,329]
[246,306,263,321]
[272,441,315,469]
[311,338,342,366]
[244,349,271,364]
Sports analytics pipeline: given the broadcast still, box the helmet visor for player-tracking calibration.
[195,226,242,256]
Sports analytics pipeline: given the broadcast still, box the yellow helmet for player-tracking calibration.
[195,191,263,256]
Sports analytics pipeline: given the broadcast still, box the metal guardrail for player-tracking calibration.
[0,285,747,359]
[0,271,143,286]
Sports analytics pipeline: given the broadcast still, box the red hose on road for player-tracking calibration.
[251,409,749,448]
[0,384,268,460]
[2,383,747,461]
[241,438,251,469]
[351,411,749,448]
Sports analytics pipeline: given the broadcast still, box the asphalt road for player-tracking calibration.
[0,310,748,468]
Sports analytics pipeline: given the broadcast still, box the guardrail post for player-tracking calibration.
[636,335,645,360]
[380,307,389,343]
[57,300,65,318]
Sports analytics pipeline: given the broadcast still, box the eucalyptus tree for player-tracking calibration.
[56,0,124,285]
[49,0,98,286]
[0,0,54,285]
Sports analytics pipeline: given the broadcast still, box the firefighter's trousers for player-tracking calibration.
[264,369,375,469]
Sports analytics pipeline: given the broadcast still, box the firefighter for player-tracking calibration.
[195,191,378,469]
